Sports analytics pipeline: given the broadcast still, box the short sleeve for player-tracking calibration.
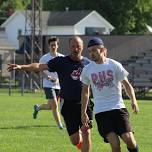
[39,56,45,63]
[47,57,59,72]
[115,62,129,81]
[81,67,90,85]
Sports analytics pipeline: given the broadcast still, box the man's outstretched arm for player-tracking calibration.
[7,63,48,72]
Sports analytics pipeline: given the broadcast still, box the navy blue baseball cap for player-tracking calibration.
[87,37,104,48]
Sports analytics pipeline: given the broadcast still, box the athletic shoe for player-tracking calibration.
[33,104,39,119]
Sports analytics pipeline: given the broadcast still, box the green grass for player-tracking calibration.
[0,92,152,152]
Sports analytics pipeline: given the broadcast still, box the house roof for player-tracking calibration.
[47,10,92,26]
[1,10,114,29]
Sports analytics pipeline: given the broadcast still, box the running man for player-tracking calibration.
[8,36,93,152]
[33,37,63,129]
[81,37,139,152]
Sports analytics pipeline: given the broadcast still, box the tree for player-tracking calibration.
[1,0,152,34]
[0,0,31,14]
[42,0,152,34]
[0,0,31,24]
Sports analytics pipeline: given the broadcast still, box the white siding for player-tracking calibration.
[0,50,14,77]
[75,13,112,35]
[4,13,26,49]
[43,26,75,35]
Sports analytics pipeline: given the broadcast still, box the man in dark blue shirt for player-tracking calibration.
[47,55,90,102]
[8,36,93,152]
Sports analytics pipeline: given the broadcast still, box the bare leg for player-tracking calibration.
[81,129,92,152]
[121,132,138,151]
[33,103,51,119]
[38,98,63,128]
[70,130,91,152]
[39,103,51,110]
[49,98,63,129]
[106,132,121,152]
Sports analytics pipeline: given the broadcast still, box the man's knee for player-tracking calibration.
[122,132,137,148]
[107,132,121,152]
[110,141,121,151]
[70,133,81,146]
[49,100,57,110]
[70,137,80,145]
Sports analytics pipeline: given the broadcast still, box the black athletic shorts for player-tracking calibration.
[44,88,60,100]
[60,99,93,136]
[95,108,133,143]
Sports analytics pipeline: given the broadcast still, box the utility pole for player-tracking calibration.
[22,0,42,94]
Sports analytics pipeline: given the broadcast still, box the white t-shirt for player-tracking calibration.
[81,58,129,114]
[39,52,64,89]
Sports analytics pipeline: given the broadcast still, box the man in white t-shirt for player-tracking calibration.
[81,37,139,152]
[33,37,64,129]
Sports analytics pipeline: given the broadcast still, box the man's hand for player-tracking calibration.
[47,76,58,83]
[81,112,91,133]
[7,64,22,72]
[131,101,139,114]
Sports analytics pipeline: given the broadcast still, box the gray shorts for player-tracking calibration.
[44,88,60,100]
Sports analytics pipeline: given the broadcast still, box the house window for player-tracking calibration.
[85,27,106,35]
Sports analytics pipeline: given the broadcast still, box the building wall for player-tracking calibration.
[52,35,152,61]
[2,11,114,50]
[4,13,25,49]
[0,50,14,77]
[75,13,111,35]
[43,26,75,35]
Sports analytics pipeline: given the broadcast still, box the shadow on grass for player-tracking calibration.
[0,125,58,130]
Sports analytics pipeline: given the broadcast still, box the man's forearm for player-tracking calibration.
[123,80,136,102]
[21,63,47,72]
[81,94,89,114]
[126,84,136,102]
[81,87,90,114]
[81,85,90,113]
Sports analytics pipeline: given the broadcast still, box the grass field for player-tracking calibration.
[0,92,152,152]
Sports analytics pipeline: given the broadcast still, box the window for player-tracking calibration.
[85,27,106,35]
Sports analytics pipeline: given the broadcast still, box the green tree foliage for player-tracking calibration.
[0,0,31,13]
[1,0,152,34]
[42,0,58,11]
[43,0,152,34]
[0,0,31,24]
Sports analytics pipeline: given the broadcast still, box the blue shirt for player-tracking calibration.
[47,55,90,103]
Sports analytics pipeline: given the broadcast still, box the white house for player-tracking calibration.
[1,10,114,49]
[45,10,114,35]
